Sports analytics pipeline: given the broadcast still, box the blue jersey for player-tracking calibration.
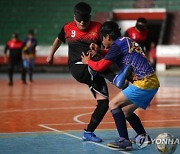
[104,37,154,79]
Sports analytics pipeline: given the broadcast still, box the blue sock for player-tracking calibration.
[111,108,129,140]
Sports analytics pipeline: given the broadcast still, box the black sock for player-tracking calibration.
[86,99,109,132]
[111,108,129,140]
[126,113,146,135]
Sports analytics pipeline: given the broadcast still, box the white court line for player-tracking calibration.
[156,104,180,107]
[73,112,92,124]
[0,106,95,113]
[1,103,180,113]
[0,131,52,135]
[38,124,130,154]
[73,112,180,124]
[156,100,180,103]
[41,119,180,127]
[0,98,93,101]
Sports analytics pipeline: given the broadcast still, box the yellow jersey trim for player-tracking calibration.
[133,74,160,89]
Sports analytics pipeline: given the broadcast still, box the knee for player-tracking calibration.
[109,101,119,110]
[97,99,109,113]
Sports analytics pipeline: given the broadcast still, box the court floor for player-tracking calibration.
[0,73,180,154]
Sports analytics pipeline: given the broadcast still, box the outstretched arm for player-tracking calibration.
[46,37,62,64]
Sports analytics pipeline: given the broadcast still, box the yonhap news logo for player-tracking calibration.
[135,133,179,153]
[151,137,179,145]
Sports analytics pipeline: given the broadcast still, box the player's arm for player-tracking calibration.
[88,58,112,72]
[47,27,65,64]
[81,52,112,72]
[47,37,62,64]
[4,44,9,63]
[82,43,121,72]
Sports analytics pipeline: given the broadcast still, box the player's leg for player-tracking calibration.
[83,75,109,142]
[123,104,146,135]
[121,84,159,148]
[107,92,132,150]
[21,59,27,84]
[69,64,109,142]
[8,62,14,86]
[29,59,35,82]
[83,93,109,142]
[124,104,151,141]
[123,104,151,149]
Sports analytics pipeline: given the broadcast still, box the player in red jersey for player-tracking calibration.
[124,17,149,53]
[47,2,116,142]
[4,33,26,86]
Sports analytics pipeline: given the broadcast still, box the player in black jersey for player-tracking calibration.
[47,2,116,142]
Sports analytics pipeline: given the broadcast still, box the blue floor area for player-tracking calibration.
[0,128,179,154]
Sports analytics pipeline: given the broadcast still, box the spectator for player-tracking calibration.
[22,30,37,84]
[4,33,26,86]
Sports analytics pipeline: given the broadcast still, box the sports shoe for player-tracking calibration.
[107,138,132,150]
[20,80,27,85]
[113,64,132,89]
[82,131,102,142]
[29,80,34,85]
[130,134,151,149]
[8,82,13,86]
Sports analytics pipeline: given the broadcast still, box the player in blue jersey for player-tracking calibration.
[81,21,160,150]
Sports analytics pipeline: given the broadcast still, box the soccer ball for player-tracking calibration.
[155,133,177,154]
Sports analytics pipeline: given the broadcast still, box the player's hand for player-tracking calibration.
[81,52,90,64]
[87,50,96,58]
[4,54,8,63]
[46,55,54,64]
[89,43,100,51]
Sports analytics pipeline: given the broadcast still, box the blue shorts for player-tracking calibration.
[122,84,158,109]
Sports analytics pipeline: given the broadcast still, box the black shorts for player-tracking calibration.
[9,55,23,67]
[69,64,109,98]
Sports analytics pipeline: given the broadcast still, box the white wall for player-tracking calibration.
[0,45,68,57]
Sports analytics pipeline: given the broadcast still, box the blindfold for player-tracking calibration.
[75,13,90,23]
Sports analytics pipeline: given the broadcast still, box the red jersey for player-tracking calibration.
[58,21,101,65]
[4,39,24,57]
[125,27,148,49]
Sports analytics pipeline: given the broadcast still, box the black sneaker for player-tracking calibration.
[8,82,13,86]
[107,138,132,150]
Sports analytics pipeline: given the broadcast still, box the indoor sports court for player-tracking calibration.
[1,0,180,153]
[0,73,179,154]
